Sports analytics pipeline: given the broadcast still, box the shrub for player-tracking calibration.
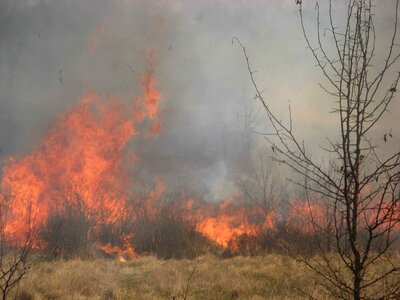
[39,196,92,258]
[132,209,207,259]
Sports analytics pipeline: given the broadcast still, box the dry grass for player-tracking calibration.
[13,252,399,300]
[12,254,321,300]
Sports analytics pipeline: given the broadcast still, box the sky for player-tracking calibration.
[0,0,399,200]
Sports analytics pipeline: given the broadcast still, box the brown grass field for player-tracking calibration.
[12,254,322,300]
[11,252,400,300]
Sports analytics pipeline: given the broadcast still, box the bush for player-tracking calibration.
[132,209,208,259]
[39,196,92,258]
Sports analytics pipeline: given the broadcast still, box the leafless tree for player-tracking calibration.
[0,190,33,300]
[217,98,284,217]
[39,191,92,258]
[234,0,400,299]
[238,148,285,215]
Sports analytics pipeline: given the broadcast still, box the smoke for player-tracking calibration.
[1,0,399,200]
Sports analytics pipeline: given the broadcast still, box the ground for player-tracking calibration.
[13,254,321,300]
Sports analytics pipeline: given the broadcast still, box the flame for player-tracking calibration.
[0,59,162,248]
[98,233,137,262]
[287,200,328,234]
[87,20,107,53]
[0,51,397,260]
[188,199,276,248]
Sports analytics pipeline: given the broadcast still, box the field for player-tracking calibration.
[13,254,320,300]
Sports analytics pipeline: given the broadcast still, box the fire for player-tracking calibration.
[135,70,162,135]
[189,199,276,248]
[0,59,162,247]
[0,50,339,259]
[0,54,396,261]
[198,216,254,248]
[287,200,328,234]
[98,233,137,263]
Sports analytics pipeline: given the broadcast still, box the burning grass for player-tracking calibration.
[1,54,397,265]
[1,52,398,299]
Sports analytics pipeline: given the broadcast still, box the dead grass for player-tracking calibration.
[11,254,323,300]
[13,252,399,299]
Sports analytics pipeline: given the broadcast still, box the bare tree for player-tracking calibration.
[218,97,283,217]
[238,148,285,215]
[0,190,33,300]
[234,0,400,299]
[39,191,92,258]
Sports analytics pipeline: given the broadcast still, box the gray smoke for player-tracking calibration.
[1,0,399,200]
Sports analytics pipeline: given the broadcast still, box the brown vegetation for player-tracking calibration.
[11,253,400,300]
[11,254,323,300]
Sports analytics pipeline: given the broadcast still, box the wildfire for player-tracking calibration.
[287,200,328,234]
[98,233,137,263]
[0,50,329,259]
[1,54,396,262]
[189,198,276,248]
[0,58,162,248]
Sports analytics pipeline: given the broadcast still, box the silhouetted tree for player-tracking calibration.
[0,190,33,300]
[235,0,400,299]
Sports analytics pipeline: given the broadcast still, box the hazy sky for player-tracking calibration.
[1,0,399,200]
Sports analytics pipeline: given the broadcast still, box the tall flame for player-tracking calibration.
[1,55,396,259]
[0,63,162,243]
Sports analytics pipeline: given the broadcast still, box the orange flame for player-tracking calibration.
[1,52,397,260]
[0,60,162,248]
[98,233,137,262]
[188,198,276,248]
